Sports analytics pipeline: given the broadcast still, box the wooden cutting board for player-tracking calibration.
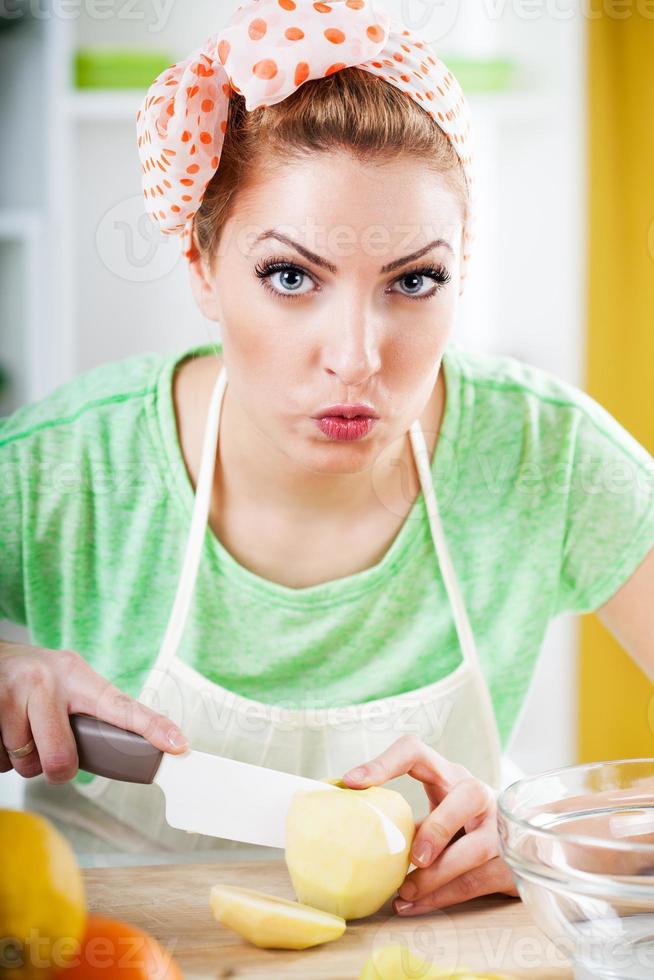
[83,859,574,978]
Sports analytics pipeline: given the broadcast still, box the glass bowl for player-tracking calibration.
[498,759,654,980]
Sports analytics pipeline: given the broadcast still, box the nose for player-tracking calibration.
[321,315,382,388]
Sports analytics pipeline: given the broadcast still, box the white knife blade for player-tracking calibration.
[153,748,407,852]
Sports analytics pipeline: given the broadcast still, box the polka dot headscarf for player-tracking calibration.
[136,0,477,294]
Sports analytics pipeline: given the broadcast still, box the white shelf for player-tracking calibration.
[0,207,43,240]
[65,88,143,120]
[469,90,557,123]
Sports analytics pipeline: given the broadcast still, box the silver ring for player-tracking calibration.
[5,738,36,759]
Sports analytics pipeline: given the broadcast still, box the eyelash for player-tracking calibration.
[253,256,452,302]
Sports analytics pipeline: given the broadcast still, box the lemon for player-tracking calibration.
[209,883,346,949]
[0,808,87,978]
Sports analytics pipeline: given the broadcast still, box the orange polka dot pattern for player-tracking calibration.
[136,0,477,295]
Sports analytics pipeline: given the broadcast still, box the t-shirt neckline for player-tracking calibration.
[154,340,464,608]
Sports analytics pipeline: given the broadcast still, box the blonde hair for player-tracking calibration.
[190,66,469,269]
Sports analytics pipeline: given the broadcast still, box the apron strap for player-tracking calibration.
[152,364,228,673]
[408,418,482,674]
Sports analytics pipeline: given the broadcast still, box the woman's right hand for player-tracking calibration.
[0,641,189,784]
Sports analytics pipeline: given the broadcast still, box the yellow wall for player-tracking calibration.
[580,9,654,760]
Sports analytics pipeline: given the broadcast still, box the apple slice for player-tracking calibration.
[358,943,516,979]
[209,883,346,950]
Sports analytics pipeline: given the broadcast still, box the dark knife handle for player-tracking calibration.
[69,713,164,784]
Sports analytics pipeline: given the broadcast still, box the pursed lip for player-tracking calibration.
[311,403,379,420]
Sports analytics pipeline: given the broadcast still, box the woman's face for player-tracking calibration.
[190,151,464,475]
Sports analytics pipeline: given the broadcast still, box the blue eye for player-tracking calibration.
[392,266,452,300]
[254,261,315,299]
[254,257,452,301]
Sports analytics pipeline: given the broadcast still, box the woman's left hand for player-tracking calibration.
[341,734,519,915]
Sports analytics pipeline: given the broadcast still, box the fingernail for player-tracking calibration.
[168,728,187,749]
[395,900,414,914]
[412,843,433,866]
[344,766,368,783]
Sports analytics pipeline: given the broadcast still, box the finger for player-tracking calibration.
[27,691,79,785]
[394,856,519,915]
[0,728,39,778]
[75,679,189,754]
[341,734,466,799]
[409,777,495,868]
[0,666,44,779]
[0,737,11,773]
[399,821,498,902]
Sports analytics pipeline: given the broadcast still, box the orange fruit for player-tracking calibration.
[54,915,182,979]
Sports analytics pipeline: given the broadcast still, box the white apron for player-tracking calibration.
[70,361,504,853]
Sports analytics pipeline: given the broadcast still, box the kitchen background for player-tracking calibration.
[1,0,652,810]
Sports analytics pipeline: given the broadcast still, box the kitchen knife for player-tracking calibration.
[69,713,407,852]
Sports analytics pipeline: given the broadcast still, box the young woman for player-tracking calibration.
[1,0,653,916]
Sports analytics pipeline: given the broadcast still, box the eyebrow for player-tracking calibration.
[250,230,453,274]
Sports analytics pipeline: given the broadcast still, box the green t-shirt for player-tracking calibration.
[2,341,653,786]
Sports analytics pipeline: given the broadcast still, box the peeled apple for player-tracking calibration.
[358,943,516,979]
[285,779,415,919]
[209,884,346,949]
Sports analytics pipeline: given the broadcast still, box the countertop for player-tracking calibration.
[82,857,574,978]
